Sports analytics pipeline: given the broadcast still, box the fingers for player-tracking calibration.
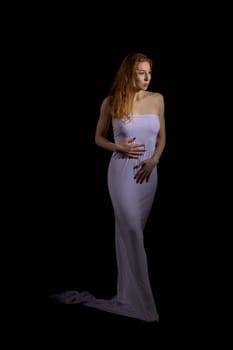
[132,148,146,155]
[127,144,145,158]
[131,143,145,149]
[134,164,151,183]
[128,152,144,159]
[128,137,145,149]
[134,171,150,183]
[128,136,136,143]
[129,144,146,154]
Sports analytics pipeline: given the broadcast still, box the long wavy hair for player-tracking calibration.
[109,52,153,119]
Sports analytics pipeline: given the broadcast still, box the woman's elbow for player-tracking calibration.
[95,134,102,147]
[95,134,99,146]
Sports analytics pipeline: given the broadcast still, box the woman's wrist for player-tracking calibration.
[151,155,159,165]
[114,143,120,152]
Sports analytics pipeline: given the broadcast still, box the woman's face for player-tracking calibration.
[135,61,152,91]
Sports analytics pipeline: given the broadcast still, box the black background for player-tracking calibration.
[37,6,224,346]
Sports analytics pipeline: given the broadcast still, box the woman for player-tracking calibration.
[52,52,166,322]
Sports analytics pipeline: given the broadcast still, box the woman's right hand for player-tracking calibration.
[116,137,145,159]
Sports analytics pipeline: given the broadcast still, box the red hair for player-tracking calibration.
[109,52,153,119]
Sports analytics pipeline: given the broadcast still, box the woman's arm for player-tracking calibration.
[95,97,146,158]
[151,93,166,164]
[95,97,118,152]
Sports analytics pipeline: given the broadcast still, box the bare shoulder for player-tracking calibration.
[100,96,112,114]
[145,91,164,117]
[149,92,164,104]
[101,95,111,108]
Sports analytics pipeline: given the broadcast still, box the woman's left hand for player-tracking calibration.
[133,158,157,183]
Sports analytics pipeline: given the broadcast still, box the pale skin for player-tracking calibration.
[95,61,166,183]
